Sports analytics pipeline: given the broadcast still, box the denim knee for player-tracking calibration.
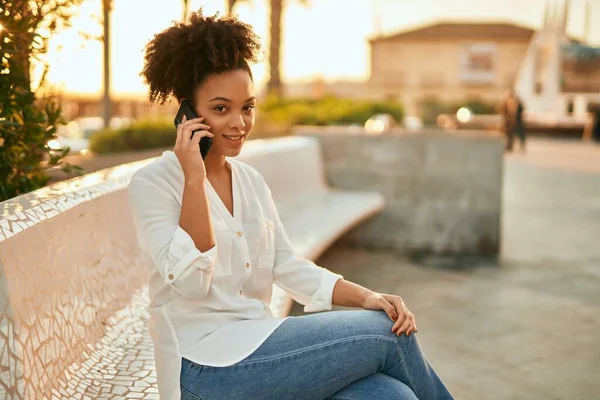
[364,310,418,350]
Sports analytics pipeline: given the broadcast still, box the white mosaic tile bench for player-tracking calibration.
[0,136,384,399]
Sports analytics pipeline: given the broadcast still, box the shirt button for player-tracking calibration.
[269,222,273,229]
[246,262,250,268]
[237,231,244,237]
[239,290,243,295]
[168,274,174,280]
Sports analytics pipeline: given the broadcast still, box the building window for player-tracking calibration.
[459,43,497,85]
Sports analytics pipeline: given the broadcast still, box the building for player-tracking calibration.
[515,1,600,119]
[368,22,535,117]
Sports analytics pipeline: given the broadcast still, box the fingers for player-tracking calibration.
[183,124,212,147]
[396,315,412,335]
[406,322,419,336]
[175,115,187,146]
[391,312,407,333]
[389,297,406,331]
[379,297,398,322]
[188,129,213,151]
[396,312,417,336]
[176,117,212,148]
[387,296,417,336]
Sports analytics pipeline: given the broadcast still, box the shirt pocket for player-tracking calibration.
[257,218,276,270]
[212,218,234,279]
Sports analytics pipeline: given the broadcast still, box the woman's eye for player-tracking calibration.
[243,104,255,111]
[214,105,227,112]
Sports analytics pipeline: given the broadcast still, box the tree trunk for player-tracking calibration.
[182,0,189,21]
[102,0,112,129]
[14,1,32,89]
[267,0,283,98]
[226,0,238,14]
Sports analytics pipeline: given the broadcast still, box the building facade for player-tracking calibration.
[368,22,535,117]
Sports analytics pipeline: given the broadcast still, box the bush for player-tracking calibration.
[254,96,405,137]
[260,95,405,126]
[90,97,406,153]
[0,1,83,200]
[90,118,174,154]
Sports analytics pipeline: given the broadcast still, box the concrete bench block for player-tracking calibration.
[294,127,504,256]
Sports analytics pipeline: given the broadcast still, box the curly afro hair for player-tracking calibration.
[141,9,262,105]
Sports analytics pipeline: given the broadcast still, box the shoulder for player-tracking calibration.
[130,150,183,192]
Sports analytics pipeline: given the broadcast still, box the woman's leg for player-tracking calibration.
[180,310,453,400]
[327,373,418,400]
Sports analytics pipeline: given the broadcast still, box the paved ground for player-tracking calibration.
[291,138,600,400]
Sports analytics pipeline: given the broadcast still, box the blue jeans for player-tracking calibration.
[180,310,454,399]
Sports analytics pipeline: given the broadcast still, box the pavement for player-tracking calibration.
[291,138,600,400]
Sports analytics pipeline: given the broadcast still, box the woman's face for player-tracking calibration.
[193,69,255,158]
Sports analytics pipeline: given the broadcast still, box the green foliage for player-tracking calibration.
[255,95,405,136]
[90,118,174,153]
[260,95,405,126]
[0,1,84,201]
[90,97,406,153]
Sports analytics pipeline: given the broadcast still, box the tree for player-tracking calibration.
[0,1,84,201]
[267,0,283,97]
[224,0,308,98]
[102,0,112,129]
[183,0,190,21]
[226,0,240,14]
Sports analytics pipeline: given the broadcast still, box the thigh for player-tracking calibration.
[180,310,399,400]
[328,373,418,400]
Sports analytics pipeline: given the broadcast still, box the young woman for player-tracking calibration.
[128,10,454,400]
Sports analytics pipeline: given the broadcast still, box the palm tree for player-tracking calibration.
[226,0,239,13]
[183,0,190,21]
[225,0,307,98]
[267,0,283,97]
[102,0,112,129]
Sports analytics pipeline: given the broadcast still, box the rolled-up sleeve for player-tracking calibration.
[128,176,217,299]
[264,185,343,312]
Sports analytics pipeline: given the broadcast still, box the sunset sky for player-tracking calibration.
[40,0,600,97]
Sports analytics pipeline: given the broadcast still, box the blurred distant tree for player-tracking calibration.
[0,0,84,201]
[224,0,309,98]
[266,0,282,98]
[183,0,190,21]
[225,0,240,14]
[102,0,112,129]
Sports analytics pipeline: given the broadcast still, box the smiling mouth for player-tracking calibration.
[223,133,245,140]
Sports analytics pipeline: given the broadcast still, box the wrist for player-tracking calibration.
[360,290,379,309]
[184,175,206,187]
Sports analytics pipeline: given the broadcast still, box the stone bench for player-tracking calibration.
[0,136,384,398]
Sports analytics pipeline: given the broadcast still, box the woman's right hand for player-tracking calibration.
[174,115,214,183]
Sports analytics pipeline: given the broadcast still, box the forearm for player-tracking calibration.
[179,180,215,252]
[331,279,376,309]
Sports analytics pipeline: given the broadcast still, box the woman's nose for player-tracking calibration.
[230,114,246,130]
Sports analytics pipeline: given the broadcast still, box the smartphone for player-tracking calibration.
[174,99,212,159]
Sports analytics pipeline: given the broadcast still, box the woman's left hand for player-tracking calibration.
[363,293,418,336]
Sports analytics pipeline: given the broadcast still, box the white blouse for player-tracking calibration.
[127,150,344,399]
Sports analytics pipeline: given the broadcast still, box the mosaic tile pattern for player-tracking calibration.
[0,158,155,240]
[0,137,384,398]
[49,287,158,399]
[0,188,155,399]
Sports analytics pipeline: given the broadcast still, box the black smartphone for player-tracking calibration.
[174,99,212,159]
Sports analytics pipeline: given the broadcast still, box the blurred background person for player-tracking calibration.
[497,89,526,152]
